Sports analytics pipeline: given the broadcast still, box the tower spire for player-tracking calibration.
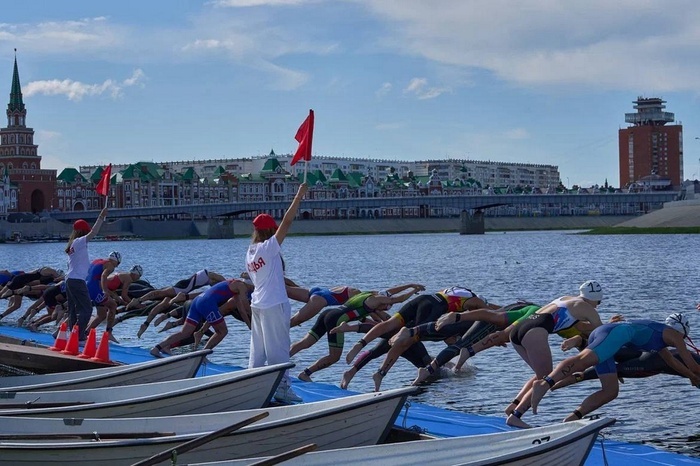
[8,49,25,114]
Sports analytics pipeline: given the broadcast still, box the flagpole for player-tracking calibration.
[303,159,308,184]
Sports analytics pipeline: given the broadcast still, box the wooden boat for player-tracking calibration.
[190,417,616,466]
[0,363,292,417]
[0,387,416,466]
[0,342,116,373]
[0,350,209,392]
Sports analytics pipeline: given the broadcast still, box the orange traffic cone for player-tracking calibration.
[91,330,111,363]
[49,321,69,352]
[61,324,80,356]
[78,328,97,359]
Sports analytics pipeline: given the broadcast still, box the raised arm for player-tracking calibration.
[86,207,108,241]
[275,183,308,245]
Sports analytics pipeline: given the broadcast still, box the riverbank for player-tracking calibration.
[0,215,638,241]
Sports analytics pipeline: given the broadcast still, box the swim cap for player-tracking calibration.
[579,280,603,302]
[253,214,278,230]
[73,219,90,232]
[108,251,122,264]
[130,265,143,277]
[665,313,690,338]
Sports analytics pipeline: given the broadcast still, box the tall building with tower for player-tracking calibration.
[0,53,56,213]
[618,97,683,189]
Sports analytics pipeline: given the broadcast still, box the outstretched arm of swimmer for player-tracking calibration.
[561,335,584,352]
[658,348,700,386]
[384,283,425,297]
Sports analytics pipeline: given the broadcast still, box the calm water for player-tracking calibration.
[1,231,699,457]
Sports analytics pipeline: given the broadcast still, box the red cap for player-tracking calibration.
[253,214,278,230]
[73,219,90,233]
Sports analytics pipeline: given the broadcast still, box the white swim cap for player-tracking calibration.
[108,251,122,264]
[579,280,603,302]
[665,313,690,338]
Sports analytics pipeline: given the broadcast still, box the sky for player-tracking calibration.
[2,0,700,188]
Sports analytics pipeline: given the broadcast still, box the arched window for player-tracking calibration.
[22,162,28,169]
[30,163,35,169]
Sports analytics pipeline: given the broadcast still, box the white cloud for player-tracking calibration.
[504,128,530,140]
[211,0,310,6]
[25,69,146,101]
[0,17,124,55]
[36,130,62,141]
[375,82,392,98]
[362,0,700,91]
[403,78,449,100]
[375,122,402,130]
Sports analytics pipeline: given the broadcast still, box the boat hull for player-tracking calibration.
[0,350,209,392]
[0,387,416,466]
[190,417,615,466]
[0,363,290,417]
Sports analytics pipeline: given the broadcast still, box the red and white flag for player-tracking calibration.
[290,109,314,166]
[95,164,112,197]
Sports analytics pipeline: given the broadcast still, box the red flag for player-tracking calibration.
[96,164,112,197]
[290,109,314,166]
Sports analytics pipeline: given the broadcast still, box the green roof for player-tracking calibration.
[262,158,282,172]
[121,162,163,182]
[57,168,87,184]
[8,55,24,113]
[328,168,348,183]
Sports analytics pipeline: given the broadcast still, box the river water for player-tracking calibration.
[1,231,699,457]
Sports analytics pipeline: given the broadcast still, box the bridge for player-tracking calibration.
[47,192,679,222]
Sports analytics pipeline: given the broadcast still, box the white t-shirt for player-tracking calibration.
[66,236,90,280]
[246,236,288,308]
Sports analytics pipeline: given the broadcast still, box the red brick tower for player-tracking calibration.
[618,97,683,189]
[0,51,56,213]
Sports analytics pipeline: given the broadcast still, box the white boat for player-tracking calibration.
[0,350,209,392]
[191,417,615,466]
[0,387,416,466]
[0,363,291,417]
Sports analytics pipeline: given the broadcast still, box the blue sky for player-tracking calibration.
[2,0,700,188]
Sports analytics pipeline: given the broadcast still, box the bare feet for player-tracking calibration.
[505,401,517,416]
[136,322,149,339]
[330,321,355,335]
[160,321,179,333]
[506,414,532,429]
[373,371,384,392]
[193,331,204,349]
[454,347,471,372]
[109,333,119,343]
[298,370,312,382]
[126,298,141,311]
[153,314,169,327]
[340,367,357,389]
[150,347,163,358]
[16,317,25,327]
[345,343,362,365]
[413,366,432,386]
[530,379,550,415]
[389,327,412,346]
[28,323,38,332]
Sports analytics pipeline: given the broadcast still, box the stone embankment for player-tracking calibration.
[616,199,700,228]
[2,214,638,241]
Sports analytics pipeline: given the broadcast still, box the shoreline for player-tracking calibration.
[1,215,639,241]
